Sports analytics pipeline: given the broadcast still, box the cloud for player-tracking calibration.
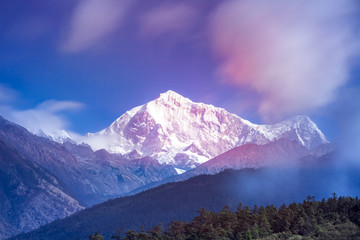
[210,0,359,121]
[61,0,132,53]
[9,100,84,135]
[37,100,84,113]
[0,84,84,137]
[139,4,197,38]
[0,84,18,103]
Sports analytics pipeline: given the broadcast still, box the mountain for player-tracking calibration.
[0,116,107,206]
[0,91,331,238]
[13,158,360,240]
[82,90,328,169]
[187,138,308,174]
[0,116,179,239]
[0,116,177,206]
[36,129,74,144]
[0,138,84,240]
[61,142,177,203]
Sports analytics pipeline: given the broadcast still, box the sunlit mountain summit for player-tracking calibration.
[82,90,328,169]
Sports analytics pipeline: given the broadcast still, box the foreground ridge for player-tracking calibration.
[89,195,360,240]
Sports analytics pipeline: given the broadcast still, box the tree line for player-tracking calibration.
[89,194,360,240]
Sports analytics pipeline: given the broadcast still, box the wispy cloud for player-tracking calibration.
[0,84,84,137]
[139,4,197,39]
[61,0,132,53]
[36,100,84,113]
[0,84,18,102]
[210,0,359,121]
[10,100,84,134]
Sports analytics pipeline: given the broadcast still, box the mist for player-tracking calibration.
[226,165,360,208]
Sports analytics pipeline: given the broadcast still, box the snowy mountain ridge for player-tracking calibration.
[82,90,328,168]
[36,129,75,144]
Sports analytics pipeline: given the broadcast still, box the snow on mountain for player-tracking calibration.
[174,167,187,175]
[33,129,76,144]
[82,90,328,168]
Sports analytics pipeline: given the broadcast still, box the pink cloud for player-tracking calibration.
[210,0,359,121]
[61,0,132,53]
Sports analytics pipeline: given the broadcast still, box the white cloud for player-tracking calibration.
[61,0,132,53]
[0,84,18,103]
[8,100,84,135]
[37,100,84,113]
[210,0,359,121]
[0,84,84,137]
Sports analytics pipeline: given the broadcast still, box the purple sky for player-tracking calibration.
[0,0,360,144]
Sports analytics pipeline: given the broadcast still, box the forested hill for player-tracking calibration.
[90,195,360,240]
[11,165,360,240]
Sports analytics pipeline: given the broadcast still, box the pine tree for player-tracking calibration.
[245,229,252,240]
[88,232,104,240]
[258,214,272,237]
[123,230,139,240]
[148,224,163,240]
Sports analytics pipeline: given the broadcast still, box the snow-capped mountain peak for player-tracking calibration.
[157,89,190,102]
[82,90,328,168]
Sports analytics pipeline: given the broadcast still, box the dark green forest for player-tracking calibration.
[90,195,360,240]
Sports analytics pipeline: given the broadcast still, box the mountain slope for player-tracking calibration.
[0,116,177,206]
[125,139,330,196]
[62,142,177,203]
[82,90,328,169]
[13,158,360,240]
[0,139,84,240]
[188,138,308,175]
[0,116,179,238]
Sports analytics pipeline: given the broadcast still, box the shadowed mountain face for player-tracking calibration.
[0,139,84,240]
[0,116,178,239]
[61,142,177,205]
[0,116,177,206]
[12,160,360,240]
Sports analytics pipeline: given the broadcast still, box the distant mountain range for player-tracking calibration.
[0,90,332,239]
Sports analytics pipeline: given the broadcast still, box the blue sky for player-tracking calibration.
[0,0,359,144]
